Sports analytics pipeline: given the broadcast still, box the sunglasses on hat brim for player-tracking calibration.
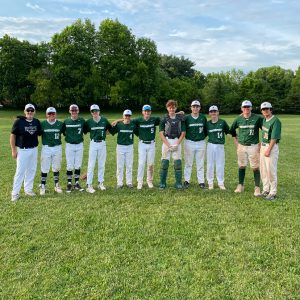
[261,107,270,111]
[124,115,131,117]
[47,112,56,115]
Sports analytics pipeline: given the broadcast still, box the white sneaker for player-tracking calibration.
[86,185,96,193]
[218,185,226,190]
[98,182,106,191]
[254,186,261,197]
[137,182,143,190]
[208,184,214,190]
[25,191,36,196]
[147,181,154,188]
[11,194,19,202]
[54,183,63,193]
[39,184,46,196]
[234,184,244,193]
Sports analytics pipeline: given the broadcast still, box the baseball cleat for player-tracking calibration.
[54,183,63,193]
[254,186,261,197]
[74,183,84,192]
[98,182,106,191]
[11,194,19,202]
[25,191,36,196]
[117,185,123,189]
[137,182,143,190]
[147,182,154,189]
[265,194,276,201]
[208,184,214,190]
[66,184,72,193]
[234,184,244,193]
[183,181,190,188]
[159,184,166,190]
[218,185,226,190]
[262,190,269,197]
[39,184,46,196]
[127,184,133,188]
[86,185,96,193]
[199,183,206,189]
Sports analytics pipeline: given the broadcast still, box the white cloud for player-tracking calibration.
[169,30,187,38]
[26,2,45,12]
[78,9,97,15]
[207,25,227,31]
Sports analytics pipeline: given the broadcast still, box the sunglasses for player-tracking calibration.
[47,112,56,115]
[91,110,99,113]
[70,109,78,112]
[26,109,35,112]
[124,115,131,117]
[261,108,270,111]
[242,106,251,108]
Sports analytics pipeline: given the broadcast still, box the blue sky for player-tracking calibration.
[0,0,299,73]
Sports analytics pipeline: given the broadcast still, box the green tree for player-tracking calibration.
[286,67,300,113]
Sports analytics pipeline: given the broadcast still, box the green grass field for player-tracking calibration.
[1,110,300,299]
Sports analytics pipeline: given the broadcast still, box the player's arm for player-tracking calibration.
[111,118,123,127]
[229,119,239,147]
[159,131,171,147]
[61,122,66,136]
[177,131,186,145]
[10,134,17,159]
[264,139,276,157]
[224,120,230,135]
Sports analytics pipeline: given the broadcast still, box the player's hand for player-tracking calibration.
[12,149,17,159]
[264,148,271,157]
[171,144,178,151]
[234,139,239,148]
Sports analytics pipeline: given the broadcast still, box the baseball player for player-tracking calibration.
[260,102,281,200]
[159,99,186,189]
[39,107,63,195]
[206,105,230,190]
[62,104,86,193]
[10,104,41,201]
[230,100,263,196]
[183,100,207,188]
[110,109,137,188]
[85,104,112,193]
[133,104,160,189]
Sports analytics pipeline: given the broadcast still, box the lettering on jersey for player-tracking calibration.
[189,123,203,127]
[140,124,154,128]
[208,128,223,132]
[91,127,105,130]
[120,130,133,133]
[66,124,81,128]
[44,129,60,132]
[262,126,269,132]
[25,126,37,135]
[239,125,255,129]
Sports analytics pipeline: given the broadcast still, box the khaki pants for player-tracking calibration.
[260,143,279,195]
[237,144,260,169]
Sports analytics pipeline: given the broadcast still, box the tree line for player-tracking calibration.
[0,18,299,113]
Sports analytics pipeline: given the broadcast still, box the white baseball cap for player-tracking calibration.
[25,103,35,111]
[191,100,201,106]
[123,109,132,116]
[46,107,56,114]
[69,104,79,110]
[209,105,219,112]
[90,104,100,111]
[260,102,272,110]
[241,100,252,107]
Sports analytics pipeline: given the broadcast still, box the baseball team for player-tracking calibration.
[10,99,281,202]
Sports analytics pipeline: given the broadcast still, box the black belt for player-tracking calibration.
[20,146,36,149]
[165,136,178,139]
[92,139,103,143]
[240,143,257,146]
[141,140,154,144]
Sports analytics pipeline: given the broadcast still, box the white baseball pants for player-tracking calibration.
[206,142,225,185]
[137,141,156,184]
[162,138,182,160]
[12,147,38,195]
[65,143,83,171]
[260,143,279,194]
[184,139,206,183]
[116,144,133,186]
[41,145,62,173]
[87,140,106,185]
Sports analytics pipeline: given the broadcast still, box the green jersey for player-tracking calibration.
[207,119,230,144]
[261,115,281,144]
[185,113,207,141]
[85,116,112,141]
[230,113,263,145]
[62,117,85,144]
[41,120,63,147]
[110,122,137,145]
[132,116,160,142]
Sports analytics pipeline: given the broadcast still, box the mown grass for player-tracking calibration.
[0,109,300,299]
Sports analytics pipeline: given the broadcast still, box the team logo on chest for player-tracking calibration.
[25,126,37,135]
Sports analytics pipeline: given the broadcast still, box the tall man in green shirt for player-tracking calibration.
[230,100,263,196]
[183,100,207,188]
[260,102,281,200]
[39,107,64,195]
[85,104,112,193]
[62,104,86,193]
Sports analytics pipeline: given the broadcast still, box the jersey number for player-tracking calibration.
[151,128,154,134]
[217,132,223,139]
[54,133,59,139]
[199,127,203,133]
[78,128,81,134]
[249,129,254,136]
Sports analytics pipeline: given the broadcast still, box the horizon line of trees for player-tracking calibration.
[0,18,300,113]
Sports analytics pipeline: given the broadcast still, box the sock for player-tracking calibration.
[41,172,47,186]
[67,170,72,185]
[253,169,260,187]
[74,169,80,184]
[53,171,59,185]
[238,168,246,185]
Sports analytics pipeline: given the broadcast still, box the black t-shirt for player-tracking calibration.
[11,117,41,148]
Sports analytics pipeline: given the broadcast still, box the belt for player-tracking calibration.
[141,140,154,144]
[240,143,257,146]
[261,142,269,146]
[20,146,35,149]
[92,139,103,143]
[166,136,178,139]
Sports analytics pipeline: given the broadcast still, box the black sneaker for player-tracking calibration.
[183,181,190,188]
[66,184,72,193]
[74,183,84,192]
[199,183,205,189]
[262,191,269,197]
